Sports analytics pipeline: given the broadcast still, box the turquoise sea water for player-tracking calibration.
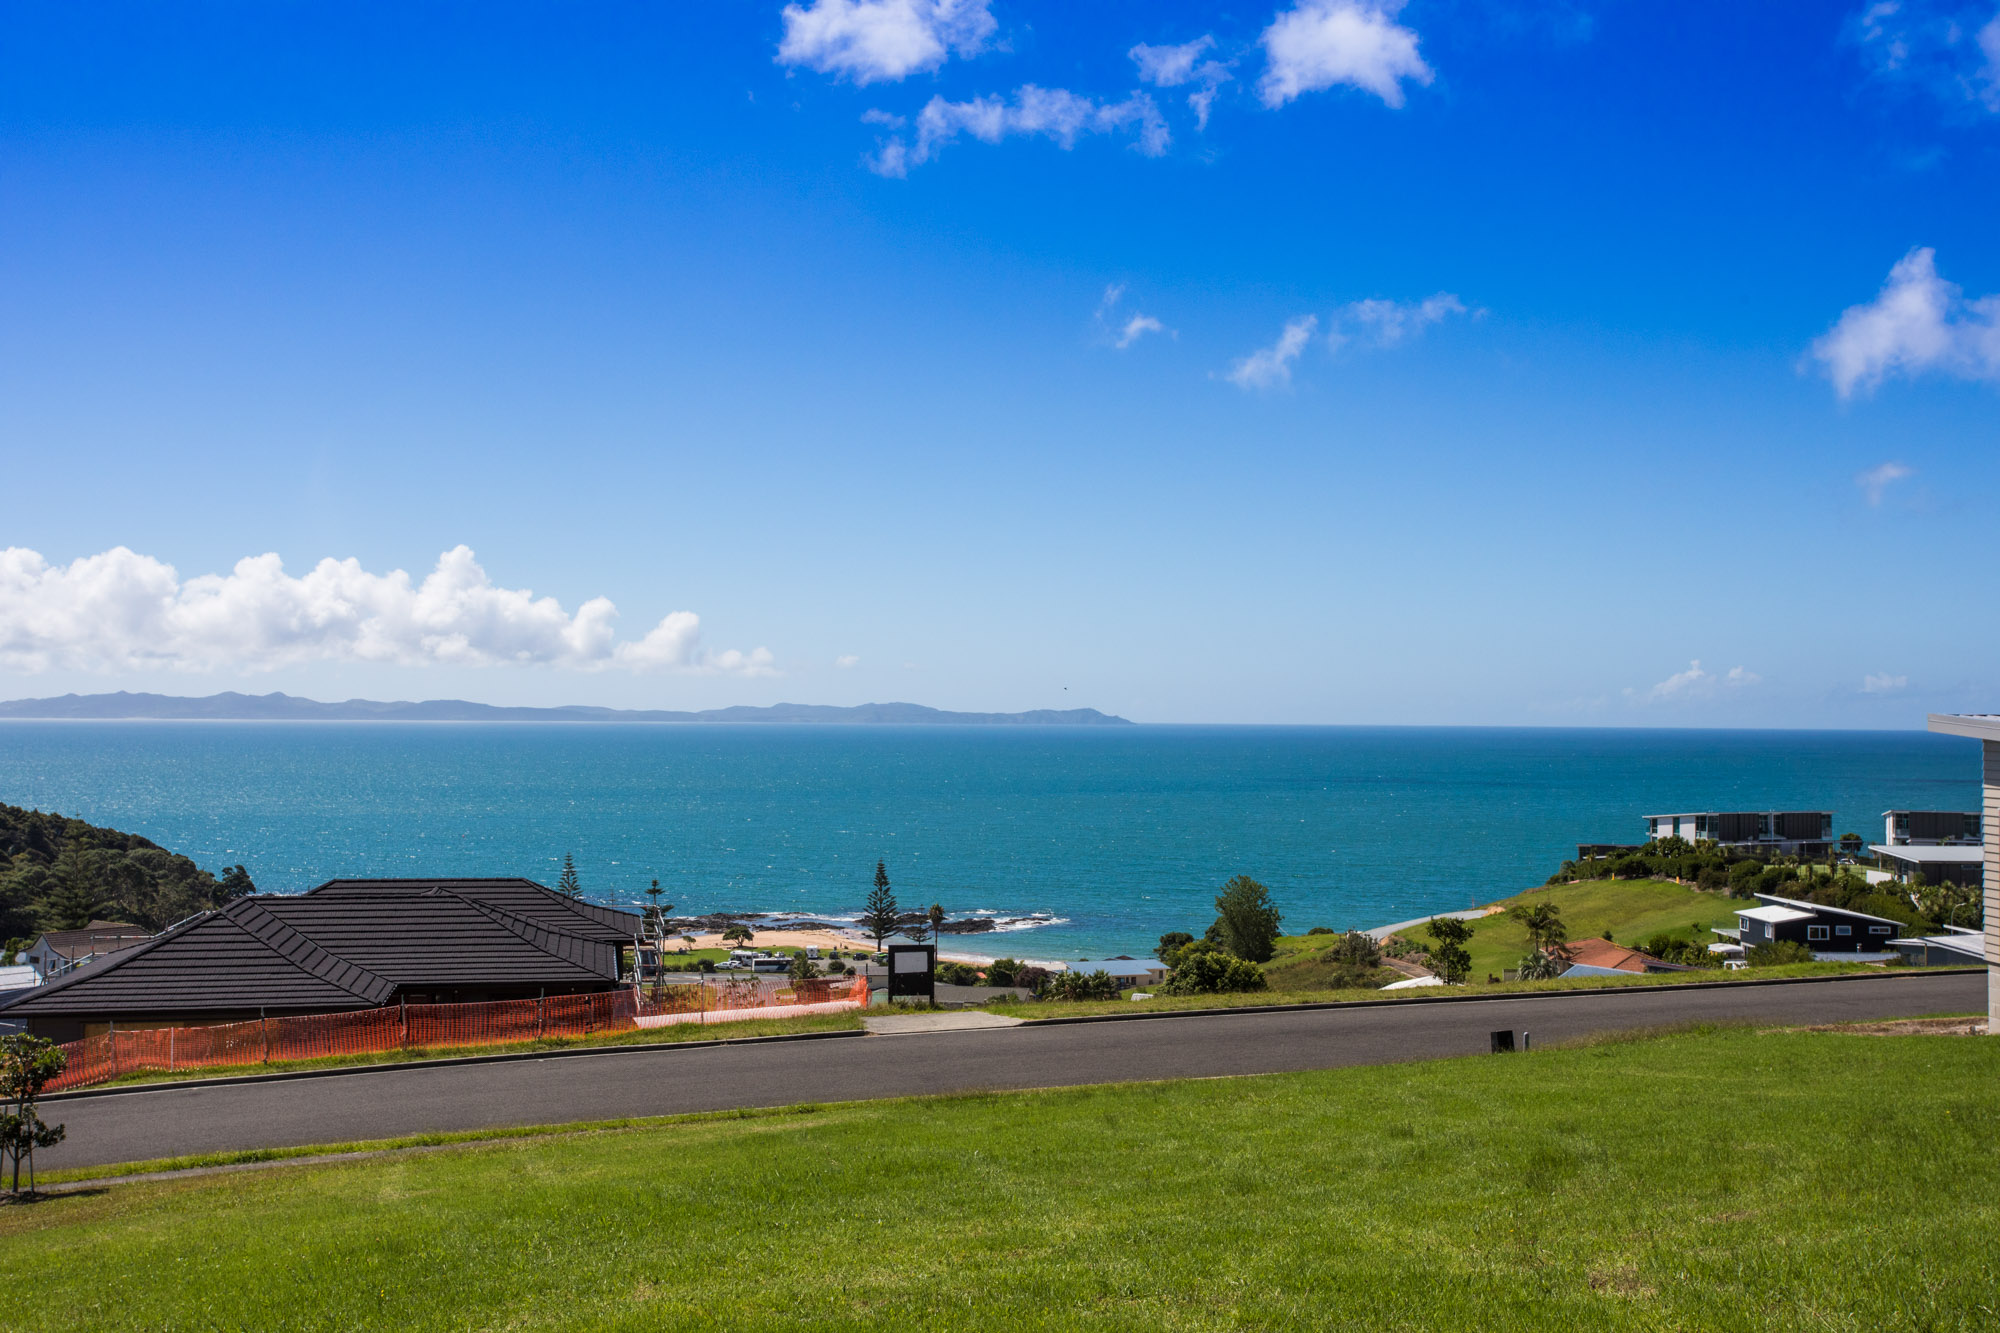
[0,723,1979,959]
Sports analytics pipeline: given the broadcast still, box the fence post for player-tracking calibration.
[537,991,544,1040]
[109,1020,118,1080]
[262,1008,271,1065]
[400,996,408,1050]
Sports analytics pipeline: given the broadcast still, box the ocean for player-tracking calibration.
[0,723,1978,959]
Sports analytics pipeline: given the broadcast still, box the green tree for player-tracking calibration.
[0,1034,67,1196]
[40,844,101,930]
[1209,875,1282,962]
[1155,931,1195,965]
[216,865,256,899]
[928,903,945,941]
[1507,901,1571,957]
[860,862,900,950]
[555,853,581,899]
[787,950,822,982]
[1424,916,1473,984]
[722,923,754,947]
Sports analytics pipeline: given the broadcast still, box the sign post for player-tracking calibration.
[886,943,936,1005]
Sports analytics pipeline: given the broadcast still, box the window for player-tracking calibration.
[1870,925,1892,935]
[1807,925,1830,941]
[1835,924,1851,936]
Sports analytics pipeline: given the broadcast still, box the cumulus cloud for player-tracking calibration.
[1130,35,1234,128]
[1330,292,1470,349]
[0,545,774,676]
[1862,671,1910,693]
[869,85,1169,175]
[1636,659,1760,703]
[1259,0,1433,109]
[1857,460,1914,504]
[835,654,860,668]
[1115,314,1166,348]
[1096,284,1171,349]
[778,0,995,85]
[1810,248,2000,397]
[1226,315,1318,389]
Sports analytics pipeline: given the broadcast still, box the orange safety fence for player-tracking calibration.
[46,972,869,1093]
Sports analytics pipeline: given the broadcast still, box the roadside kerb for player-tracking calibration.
[42,1027,868,1103]
[1019,967,1986,1027]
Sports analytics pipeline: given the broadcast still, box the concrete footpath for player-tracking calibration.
[35,970,1981,1170]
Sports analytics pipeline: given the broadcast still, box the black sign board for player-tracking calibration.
[886,944,936,1003]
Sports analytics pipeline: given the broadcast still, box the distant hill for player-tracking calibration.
[0,691,1134,726]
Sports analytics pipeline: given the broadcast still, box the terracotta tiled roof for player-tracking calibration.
[1563,937,1655,973]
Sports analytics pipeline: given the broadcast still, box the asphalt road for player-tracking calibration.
[40,971,1982,1170]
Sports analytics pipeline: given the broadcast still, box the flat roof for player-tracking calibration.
[1928,713,2000,742]
[1754,893,1905,926]
[1870,844,1984,863]
[1738,905,1817,925]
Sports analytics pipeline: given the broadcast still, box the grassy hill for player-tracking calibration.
[1450,879,1744,979]
[5,1024,1993,1330]
[1262,878,1744,988]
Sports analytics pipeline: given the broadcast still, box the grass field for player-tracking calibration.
[5,1024,1995,1331]
[1450,878,1745,979]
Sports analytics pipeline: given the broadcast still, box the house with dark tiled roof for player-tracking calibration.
[0,880,639,1042]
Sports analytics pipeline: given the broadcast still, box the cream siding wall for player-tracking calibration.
[1984,740,1999,1032]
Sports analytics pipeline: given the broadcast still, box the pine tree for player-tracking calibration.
[556,853,581,899]
[860,861,899,950]
[40,845,100,931]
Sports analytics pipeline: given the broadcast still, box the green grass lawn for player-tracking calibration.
[5,1024,1995,1331]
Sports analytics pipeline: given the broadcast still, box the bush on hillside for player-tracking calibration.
[984,958,1024,987]
[1160,950,1267,996]
[935,962,980,986]
[1155,932,1195,965]
[1747,940,1813,966]
[0,802,254,936]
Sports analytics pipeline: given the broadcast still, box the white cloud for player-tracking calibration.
[1810,248,2000,397]
[1115,314,1167,348]
[1862,671,1910,693]
[869,85,1169,175]
[0,545,774,677]
[836,654,860,668]
[1857,460,1914,504]
[1259,1,1433,109]
[1852,2,2000,110]
[1226,315,1318,389]
[1330,292,1470,349]
[1636,659,1761,703]
[778,0,995,85]
[1130,36,1234,129]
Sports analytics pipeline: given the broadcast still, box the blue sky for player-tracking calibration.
[2,0,1997,725]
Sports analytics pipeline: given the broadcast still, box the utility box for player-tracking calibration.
[886,944,936,1003]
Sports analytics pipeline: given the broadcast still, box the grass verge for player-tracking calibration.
[1008,959,1897,1020]
[62,1012,865,1092]
[2,1024,1995,1331]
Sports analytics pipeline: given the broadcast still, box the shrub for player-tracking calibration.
[1306,926,1336,936]
[1161,951,1267,996]
[1042,969,1121,1001]
[1747,939,1813,966]
[985,957,1023,987]
[1155,931,1195,965]
[935,961,981,986]
[1328,930,1380,968]
[1423,916,1473,984]
[1515,949,1568,981]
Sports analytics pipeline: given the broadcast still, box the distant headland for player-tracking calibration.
[0,691,1135,726]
